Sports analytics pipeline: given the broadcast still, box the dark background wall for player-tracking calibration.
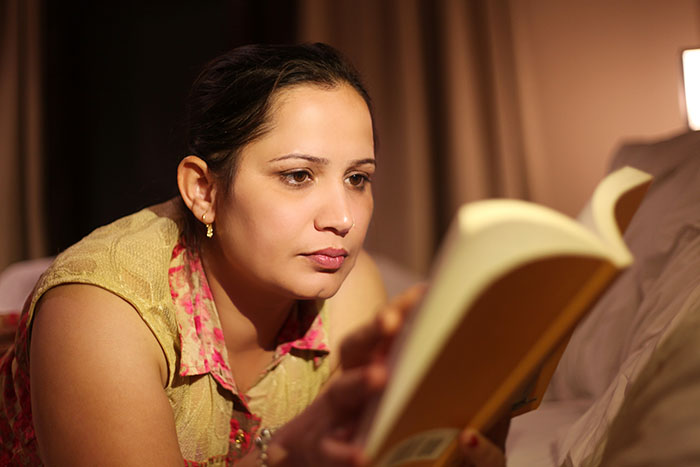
[43,1,298,254]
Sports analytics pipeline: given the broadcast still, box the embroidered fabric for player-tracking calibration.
[0,201,333,465]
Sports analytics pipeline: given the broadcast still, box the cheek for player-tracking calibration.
[353,195,374,235]
[232,197,309,252]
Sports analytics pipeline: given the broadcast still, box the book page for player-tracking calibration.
[577,166,652,260]
[363,199,623,459]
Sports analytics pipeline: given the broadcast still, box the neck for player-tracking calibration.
[200,242,295,352]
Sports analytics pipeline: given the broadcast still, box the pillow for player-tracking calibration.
[0,257,54,315]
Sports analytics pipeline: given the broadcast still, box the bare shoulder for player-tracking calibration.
[326,250,387,366]
[32,284,168,383]
[30,284,182,465]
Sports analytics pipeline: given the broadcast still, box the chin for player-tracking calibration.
[288,272,346,301]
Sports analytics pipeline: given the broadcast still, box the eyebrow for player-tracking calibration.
[268,153,376,167]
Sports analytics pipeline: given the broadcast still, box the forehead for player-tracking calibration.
[253,83,374,157]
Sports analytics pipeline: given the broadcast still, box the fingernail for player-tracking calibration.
[468,434,479,447]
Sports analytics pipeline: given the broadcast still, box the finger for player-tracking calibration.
[370,283,428,356]
[340,318,384,369]
[319,436,368,467]
[391,282,428,310]
[378,283,428,341]
[341,283,428,369]
[459,428,506,467]
[324,364,387,417]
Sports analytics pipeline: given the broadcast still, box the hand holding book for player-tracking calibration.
[265,284,507,467]
[340,284,427,371]
[339,284,507,467]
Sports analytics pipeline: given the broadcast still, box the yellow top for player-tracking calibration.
[19,201,332,465]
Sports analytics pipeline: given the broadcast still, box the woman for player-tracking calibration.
[0,43,504,466]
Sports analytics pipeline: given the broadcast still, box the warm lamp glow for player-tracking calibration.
[682,48,700,131]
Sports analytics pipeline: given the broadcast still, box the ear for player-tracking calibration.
[177,155,218,223]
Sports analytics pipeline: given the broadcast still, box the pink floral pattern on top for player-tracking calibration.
[274,300,329,369]
[169,242,237,393]
[168,240,330,403]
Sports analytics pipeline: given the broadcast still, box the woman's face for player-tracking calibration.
[212,83,375,300]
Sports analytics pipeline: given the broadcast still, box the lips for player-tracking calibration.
[304,248,348,270]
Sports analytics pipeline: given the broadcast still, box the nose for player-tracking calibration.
[314,184,354,237]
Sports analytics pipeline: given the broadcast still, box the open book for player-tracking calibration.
[358,166,653,467]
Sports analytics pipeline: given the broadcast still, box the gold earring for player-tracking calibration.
[202,213,214,239]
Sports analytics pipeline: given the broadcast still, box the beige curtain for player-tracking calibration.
[299,0,530,275]
[0,0,46,272]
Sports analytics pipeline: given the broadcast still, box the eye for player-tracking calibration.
[281,170,313,186]
[346,173,371,189]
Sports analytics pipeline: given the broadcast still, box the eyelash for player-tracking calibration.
[279,170,373,190]
[281,170,313,186]
[346,172,372,190]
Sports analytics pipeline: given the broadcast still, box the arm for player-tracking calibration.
[30,284,183,466]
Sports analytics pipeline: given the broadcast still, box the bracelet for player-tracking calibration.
[255,428,273,467]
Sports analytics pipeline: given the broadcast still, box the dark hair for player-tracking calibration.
[179,42,374,248]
